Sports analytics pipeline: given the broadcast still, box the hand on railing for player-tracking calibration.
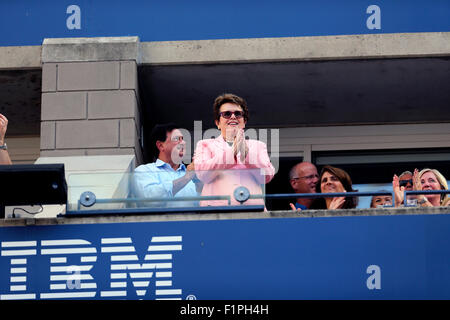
[328,192,346,210]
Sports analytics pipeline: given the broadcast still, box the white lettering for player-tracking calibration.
[0,241,36,300]
[189,121,279,168]
[0,236,182,300]
[366,265,381,289]
[66,266,81,289]
[40,239,97,299]
[101,236,182,299]
[181,304,214,317]
[366,5,381,30]
[66,5,81,30]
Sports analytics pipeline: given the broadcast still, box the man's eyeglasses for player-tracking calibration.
[171,136,184,142]
[399,179,413,187]
[219,111,244,119]
[291,174,319,181]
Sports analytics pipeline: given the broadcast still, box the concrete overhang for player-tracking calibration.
[0,46,41,70]
[139,32,450,65]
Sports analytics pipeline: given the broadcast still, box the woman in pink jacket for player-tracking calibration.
[193,93,275,207]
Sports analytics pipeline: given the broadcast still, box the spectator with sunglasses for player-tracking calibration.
[392,170,415,206]
[193,93,275,206]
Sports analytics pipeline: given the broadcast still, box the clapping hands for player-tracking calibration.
[233,129,248,162]
[392,174,405,206]
[412,168,421,191]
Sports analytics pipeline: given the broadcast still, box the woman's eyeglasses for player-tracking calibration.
[219,111,244,119]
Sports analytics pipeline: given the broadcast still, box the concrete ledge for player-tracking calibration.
[42,36,140,63]
[141,32,450,65]
[0,46,41,70]
[35,154,136,173]
[2,33,449,69]
[1,206,449,227]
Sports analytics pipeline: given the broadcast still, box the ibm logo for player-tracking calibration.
[0,236,183,300]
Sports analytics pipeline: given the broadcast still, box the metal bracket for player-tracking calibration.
[79,191,96,207]
[234,186,250,204]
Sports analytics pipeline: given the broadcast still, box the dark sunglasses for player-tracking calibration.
[219,111,244,119]
[399,179,413,187]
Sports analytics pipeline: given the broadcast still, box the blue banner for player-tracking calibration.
[0,0,449,46]
[1,213,450,300]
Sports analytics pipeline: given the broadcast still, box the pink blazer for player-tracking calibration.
[194,136,275,206]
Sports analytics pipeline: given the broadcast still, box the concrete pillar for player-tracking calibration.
[31,37,143,217]
[40,37,143,165]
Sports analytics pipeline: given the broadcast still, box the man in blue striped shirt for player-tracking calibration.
[133,123,202,208]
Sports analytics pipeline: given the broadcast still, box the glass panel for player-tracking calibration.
[67,171,134,212]
[66,168,268,213]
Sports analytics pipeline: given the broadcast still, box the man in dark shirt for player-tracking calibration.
[289,161,319,210]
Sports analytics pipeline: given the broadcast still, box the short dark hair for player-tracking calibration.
[213,93,249,123]
[149,123,178,159]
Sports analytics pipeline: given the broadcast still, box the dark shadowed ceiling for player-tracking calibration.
[0,69,41,135]
[138,57,450,133]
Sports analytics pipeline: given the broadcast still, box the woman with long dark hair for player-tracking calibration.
[310,165,358,210]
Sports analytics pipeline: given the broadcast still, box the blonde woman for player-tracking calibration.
[413,168,449,207]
